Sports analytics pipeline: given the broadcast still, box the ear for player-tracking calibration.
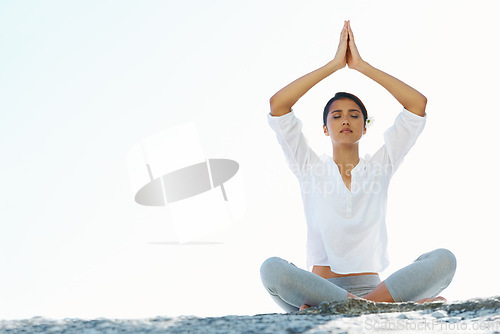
[363,127,367,135]
[323,125,329,136]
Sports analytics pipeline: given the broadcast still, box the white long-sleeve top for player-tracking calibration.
[267,109,426,274]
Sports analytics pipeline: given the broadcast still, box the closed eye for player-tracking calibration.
[332,115,358,119]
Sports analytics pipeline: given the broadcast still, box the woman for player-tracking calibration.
[260,21,456,312]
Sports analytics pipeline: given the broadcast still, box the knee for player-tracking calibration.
[432,248,457,276]
[260,257,288,284]
[260,257,284,277]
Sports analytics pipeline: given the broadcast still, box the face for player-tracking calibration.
[323,98,366,144]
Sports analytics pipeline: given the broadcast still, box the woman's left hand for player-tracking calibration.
[346,21,365,70]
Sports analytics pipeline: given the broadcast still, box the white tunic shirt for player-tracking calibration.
[268,109,426,274]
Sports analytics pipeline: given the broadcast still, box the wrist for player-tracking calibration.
[326,60,344,73]
[354,60,370,73]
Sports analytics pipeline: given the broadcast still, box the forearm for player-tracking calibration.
[270,60,342,116]
[355,61,427,116]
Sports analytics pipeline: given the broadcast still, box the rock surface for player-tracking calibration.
[1,297,500,333]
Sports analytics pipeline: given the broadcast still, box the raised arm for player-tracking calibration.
[269,21,350,117]
[346,21,427,117]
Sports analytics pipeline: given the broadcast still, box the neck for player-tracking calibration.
[332,143,360,173]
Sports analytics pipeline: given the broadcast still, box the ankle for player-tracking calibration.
[347,292,363,300]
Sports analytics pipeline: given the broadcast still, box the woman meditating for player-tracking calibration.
[261,21,456,312]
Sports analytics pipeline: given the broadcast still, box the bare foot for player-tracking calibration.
[299,304,311,311]
[415,296,446,304]
[347,292,363,300]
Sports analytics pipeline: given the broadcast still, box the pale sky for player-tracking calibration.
[1,0,499,319]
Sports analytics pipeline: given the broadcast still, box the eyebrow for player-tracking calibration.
[329,109,361,114]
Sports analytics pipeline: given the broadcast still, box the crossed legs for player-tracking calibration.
[260,248,456,312]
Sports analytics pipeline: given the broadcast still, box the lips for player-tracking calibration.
[340,128,352,133]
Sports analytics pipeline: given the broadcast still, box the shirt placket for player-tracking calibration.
[346,169,356,217]
[346,193,353,217]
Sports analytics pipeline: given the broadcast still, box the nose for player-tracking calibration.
[342,117,350,126]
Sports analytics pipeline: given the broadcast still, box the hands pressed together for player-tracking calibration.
[333,20,364,71]
[269,19,427,118]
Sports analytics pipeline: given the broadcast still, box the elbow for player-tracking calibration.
[421,95,428,108]
[269,95,291,117]
[269,95,278,109]
[269,94,283,110]
[416,91,427,109]
[419,95,428,115]
[269,96,278,116]
[406,94,427,117]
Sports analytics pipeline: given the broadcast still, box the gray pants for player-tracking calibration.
[260,248,456,312]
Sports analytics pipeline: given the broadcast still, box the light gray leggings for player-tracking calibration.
[260,248,456,312]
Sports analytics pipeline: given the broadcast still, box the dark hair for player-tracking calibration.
[323,92,368,127]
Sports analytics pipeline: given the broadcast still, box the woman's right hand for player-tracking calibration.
[269,21,350,116]
[332,21,349,70]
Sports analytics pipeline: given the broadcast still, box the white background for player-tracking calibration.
[1,0,499,319]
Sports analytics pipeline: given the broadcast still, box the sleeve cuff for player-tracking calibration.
[267,110,295,119]
[402,107,427,120]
